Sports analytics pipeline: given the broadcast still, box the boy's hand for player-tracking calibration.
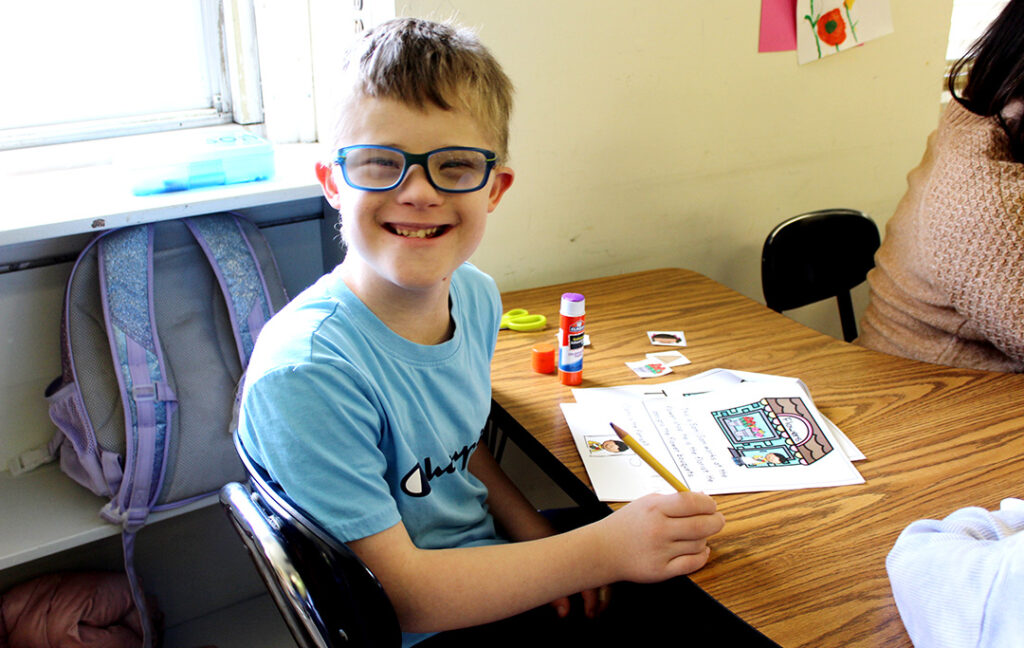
[597,491,725,583]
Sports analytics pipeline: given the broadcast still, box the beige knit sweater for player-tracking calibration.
[857,101,1024,372]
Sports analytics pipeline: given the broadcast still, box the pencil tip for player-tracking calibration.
[610,422,627,439]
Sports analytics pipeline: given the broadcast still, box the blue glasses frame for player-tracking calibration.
[334,145,498,193]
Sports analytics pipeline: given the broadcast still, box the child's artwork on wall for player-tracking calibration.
[796,0,893,64]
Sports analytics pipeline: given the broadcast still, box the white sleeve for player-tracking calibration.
[886,498,1024,648]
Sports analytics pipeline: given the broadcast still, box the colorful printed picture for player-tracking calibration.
[711,397,834,468]
[626,359,673,378]
[586,436,631,456]
[796,0,893,64]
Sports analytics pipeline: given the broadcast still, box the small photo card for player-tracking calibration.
[586,436,632,456]
[647,330,686,346]
[626,359,673,378]
[645,350,691,367]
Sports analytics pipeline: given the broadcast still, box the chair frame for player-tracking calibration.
[220,434,401,648]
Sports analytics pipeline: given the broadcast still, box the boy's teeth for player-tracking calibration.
[393,226,441,238]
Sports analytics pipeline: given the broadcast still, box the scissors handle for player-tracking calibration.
[501,309,547,331]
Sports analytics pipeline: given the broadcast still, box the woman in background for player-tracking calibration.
[857,0,1024,372]
[882,6,1024,646]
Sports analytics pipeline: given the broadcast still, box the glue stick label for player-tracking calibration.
[558,293,585,384]
[558,317,585,372]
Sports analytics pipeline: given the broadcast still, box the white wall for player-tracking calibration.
[398,0,954,340]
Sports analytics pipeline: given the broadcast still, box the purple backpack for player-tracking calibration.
[44,213,288,646]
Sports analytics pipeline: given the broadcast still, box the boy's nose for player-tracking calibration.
[396,164,442,204]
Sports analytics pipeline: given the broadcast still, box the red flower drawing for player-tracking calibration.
[817,8,847,47]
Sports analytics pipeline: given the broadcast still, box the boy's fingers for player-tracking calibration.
[667,545,713,575]
[581,586,612,618]
[660,491,719,517]
[550,596,570,618]
[664,512,725,542]
[581,589,598,618]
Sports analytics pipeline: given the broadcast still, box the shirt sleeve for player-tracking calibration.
[886,498,1024,648]
[238,361,402,542]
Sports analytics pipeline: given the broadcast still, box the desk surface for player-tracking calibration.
[491,268,1024,648]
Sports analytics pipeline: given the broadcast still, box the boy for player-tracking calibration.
[238,17,727,645]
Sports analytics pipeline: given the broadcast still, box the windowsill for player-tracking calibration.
[0,127,325,250]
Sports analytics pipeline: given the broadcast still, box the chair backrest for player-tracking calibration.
[220,433,402,648]
[761,208,880,342]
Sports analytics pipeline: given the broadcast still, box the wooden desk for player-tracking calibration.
[490,268,1024,648]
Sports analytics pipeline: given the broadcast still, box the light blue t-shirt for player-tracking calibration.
[238,262,505,586]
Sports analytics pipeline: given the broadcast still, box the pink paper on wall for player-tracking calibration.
[759,0,798,52]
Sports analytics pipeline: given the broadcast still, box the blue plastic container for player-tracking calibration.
[129,129,275,196]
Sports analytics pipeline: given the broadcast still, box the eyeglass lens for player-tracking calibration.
[342,147,491,191]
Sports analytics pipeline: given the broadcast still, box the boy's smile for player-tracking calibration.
[315,96,514,334]
[387,223,449,239]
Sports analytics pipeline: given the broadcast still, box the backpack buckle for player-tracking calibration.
[8,446,57,476]
[131,382,176,403]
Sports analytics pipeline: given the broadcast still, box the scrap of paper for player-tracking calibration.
[646,350,691,368]
[626,359,672,378]
[647,331,686,347]
[760,0,798,52]
[797,0,893,64]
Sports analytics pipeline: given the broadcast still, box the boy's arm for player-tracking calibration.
[348,473,724,634]
[469,441,604,619]
[468,441,560,542]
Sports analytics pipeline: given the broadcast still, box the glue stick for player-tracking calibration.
[558,292,585,386]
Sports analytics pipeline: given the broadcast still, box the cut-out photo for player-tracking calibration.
[647,331,687,346]
[586,436,632,456]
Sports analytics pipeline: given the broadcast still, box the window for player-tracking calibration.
[0,1,395,156]
[0,1,263,151]
[944,0,1009,99]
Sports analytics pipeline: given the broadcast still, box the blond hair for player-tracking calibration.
[332,18,514,161]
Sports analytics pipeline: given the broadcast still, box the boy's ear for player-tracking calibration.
[315,161,343,210]
[486,166,515,213]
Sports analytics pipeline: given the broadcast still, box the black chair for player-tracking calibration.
[761,208,880,342]
[220,433,402,648]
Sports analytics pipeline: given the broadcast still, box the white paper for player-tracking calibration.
[564,373,865,500]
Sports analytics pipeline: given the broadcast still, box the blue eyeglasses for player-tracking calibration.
[334,145,498,193]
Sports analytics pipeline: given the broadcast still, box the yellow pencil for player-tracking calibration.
[610,422,689,492]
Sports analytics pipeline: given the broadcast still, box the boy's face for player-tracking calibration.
[316,96,514,298]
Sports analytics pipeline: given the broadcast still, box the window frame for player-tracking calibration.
[0,1,260,152]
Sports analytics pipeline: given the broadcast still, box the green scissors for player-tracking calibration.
[500,308,547,331]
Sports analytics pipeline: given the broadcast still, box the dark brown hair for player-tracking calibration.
[948,0,1024,162]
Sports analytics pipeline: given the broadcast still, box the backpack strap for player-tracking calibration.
[184,213,277,365]
[97,224,176,530]
[96,223,173,648]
